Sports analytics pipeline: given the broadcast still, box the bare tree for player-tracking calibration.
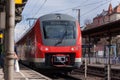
[84,19,92,25]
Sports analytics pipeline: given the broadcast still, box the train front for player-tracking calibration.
[37,14,82,71]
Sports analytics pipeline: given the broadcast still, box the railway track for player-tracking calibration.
[42,73,81,80]
[22,63,81,80]
[22,61,120,80]
[73,64,120,80]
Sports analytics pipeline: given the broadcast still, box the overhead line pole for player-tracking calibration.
[73,9,80,25]
[108,33,111,80]
[78,9,80,25]
[5,0,15,80]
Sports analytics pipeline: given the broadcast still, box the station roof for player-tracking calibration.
[82,19,120,38]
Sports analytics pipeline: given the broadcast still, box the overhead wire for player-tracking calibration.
[19,0,112,26]
[20,0,111,28]
[81,0,112,17]
[21,0,47,24]
[16,0,116,41]
[32,0,47,18]
[19,1,112,27]
[22,0,110,18]
[22,0,34,14]
[26,0,43,17]
[16,0,37,29]
[15,23,29,41]
[49,0,109,13]
[24,0,47,27]
[16,0,47,40]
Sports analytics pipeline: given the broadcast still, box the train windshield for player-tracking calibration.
[43,21,76,39]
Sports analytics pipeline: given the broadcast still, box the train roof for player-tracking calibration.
[39,13,76,21]
[16,13,76,43]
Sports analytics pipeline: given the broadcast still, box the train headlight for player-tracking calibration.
[40,47,49,51]
[71,46,79,51]
[71,47,75,51]
[45,48,49,51]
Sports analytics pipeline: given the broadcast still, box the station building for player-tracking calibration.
[82,3,120,64]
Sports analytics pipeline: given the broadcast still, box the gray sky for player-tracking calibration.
[15,0,120,41]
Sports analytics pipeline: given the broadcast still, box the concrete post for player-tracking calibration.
[88,36,91,64]
[107,35,111,80]
[85,58,87,80]
[5,0,15,80]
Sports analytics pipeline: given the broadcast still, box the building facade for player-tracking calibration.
[85,4,120,29]
[83,4,120,63]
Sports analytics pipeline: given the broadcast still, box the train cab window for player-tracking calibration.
[42,21,76,39]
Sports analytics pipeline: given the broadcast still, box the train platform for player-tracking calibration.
[0,64,52,80]
[88,63,120,69]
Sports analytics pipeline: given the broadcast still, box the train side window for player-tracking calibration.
[26,39,30,46]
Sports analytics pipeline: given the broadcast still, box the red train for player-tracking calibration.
[16,13,82,72]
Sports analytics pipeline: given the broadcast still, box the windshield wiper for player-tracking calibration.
[55,29,67,46]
